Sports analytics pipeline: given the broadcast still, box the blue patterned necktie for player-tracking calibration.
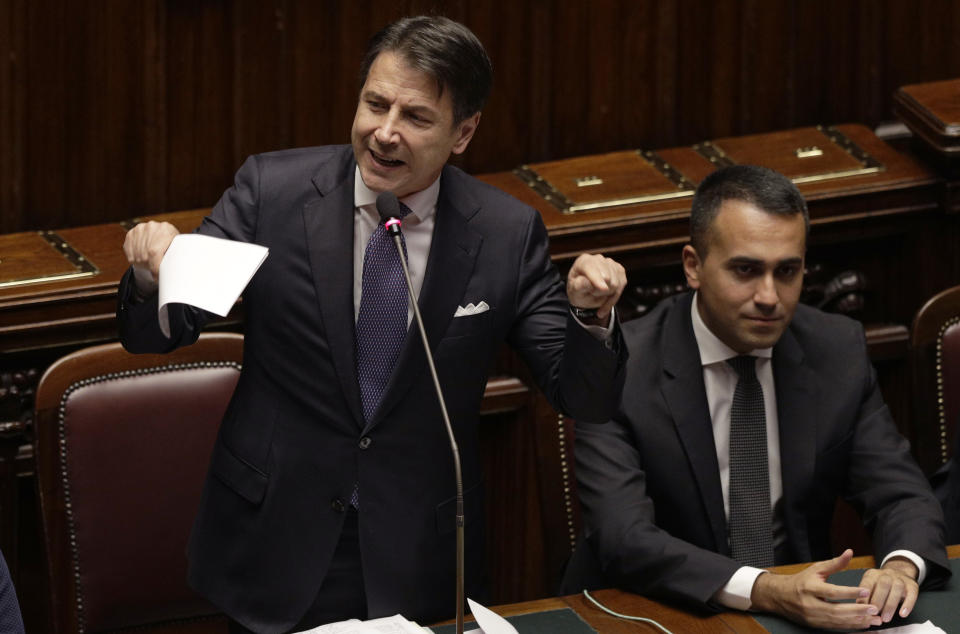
[726,355,775,568]
[355,201,413,424]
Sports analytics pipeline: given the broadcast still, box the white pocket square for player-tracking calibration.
[454,301,490,317]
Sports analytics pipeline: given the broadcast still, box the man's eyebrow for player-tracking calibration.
[360,90,438,116]
[726,256,764,266]
[726,256,803,266]
[360,89,385,101]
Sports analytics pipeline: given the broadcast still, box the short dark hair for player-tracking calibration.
[358,16,493,125]
[690,165,810,256]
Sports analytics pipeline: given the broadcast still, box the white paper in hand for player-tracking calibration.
[849,621,946,634]
[466,599,518,634]
[157,234,268,337]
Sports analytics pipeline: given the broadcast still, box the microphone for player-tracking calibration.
[375,191,404,237]
[375,192,466,634]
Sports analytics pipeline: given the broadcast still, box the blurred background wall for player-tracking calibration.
[1,0,958,234]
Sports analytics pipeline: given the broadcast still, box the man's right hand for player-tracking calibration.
[122,221,180,281]
[750,549,884,630]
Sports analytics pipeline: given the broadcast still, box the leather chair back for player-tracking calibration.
[533,413,582,591]
[912,285,960,473]
[34,333,242,634]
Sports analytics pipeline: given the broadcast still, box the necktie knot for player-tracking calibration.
[727,355,757,381]
[396,201,413,219]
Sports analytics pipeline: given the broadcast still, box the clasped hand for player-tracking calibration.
[751,549,919,630]
[122,220,180,281]
[566,253,627,321]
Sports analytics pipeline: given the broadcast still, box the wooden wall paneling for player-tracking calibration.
[231,0,292,160]
[854,0,884,125]
[23,0,68,232]
[882,0,960,120]
[739,0,798,133]
[6,1,960,233]
[0,0,26,234]
[618,0,667,149]
[582,2,625,156]
[546,1,591,161]
[673,0,740,143]
[73,2,152,227]
[791,1,879,128]
[164,0,234,213]
[142,0,167,217]
[650,0,680,149]
[451,1,551,173]
[287,0,351,150]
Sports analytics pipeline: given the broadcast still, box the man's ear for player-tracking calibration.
[682,244,702,289]
[451,112,481,155]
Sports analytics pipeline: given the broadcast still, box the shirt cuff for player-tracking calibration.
[573,307,616,340]
[881,550,927,585]
[713,566,766,611]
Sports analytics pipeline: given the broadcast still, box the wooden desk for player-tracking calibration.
[441,545,960,633]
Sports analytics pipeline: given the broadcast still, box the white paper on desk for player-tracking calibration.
[848,621,946,634]
[465,598,518,634]
[157,234,268,337]
[295,614,429,634]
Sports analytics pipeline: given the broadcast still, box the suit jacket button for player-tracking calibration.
[331,498,345,513]
[359,436,372,449]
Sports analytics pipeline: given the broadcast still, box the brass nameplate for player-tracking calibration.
[694,125,884,184]
[795,146,823,158]
[0,231,99,289]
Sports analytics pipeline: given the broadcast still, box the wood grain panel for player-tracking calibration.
[2,1,960,234]
[0,0,25,234]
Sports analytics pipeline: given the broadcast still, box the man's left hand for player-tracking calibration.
[857,557,920,624]
[566,254,627,321]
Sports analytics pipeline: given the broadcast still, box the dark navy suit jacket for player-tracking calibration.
[118,145,625,632]
[566,292,949,609]
[0,550,24,634]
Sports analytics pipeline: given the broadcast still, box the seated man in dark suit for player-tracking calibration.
[0,549,24,634]
[933,414,960,543]
[566,165,951,631]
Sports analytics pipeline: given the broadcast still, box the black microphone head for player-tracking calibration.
[376,191,401,223]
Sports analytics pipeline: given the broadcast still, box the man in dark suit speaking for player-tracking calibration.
[118,15,626,634]
[566,165,950,631]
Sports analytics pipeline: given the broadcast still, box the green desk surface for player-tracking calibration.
[429,607,596,633]
[754,558,959,633]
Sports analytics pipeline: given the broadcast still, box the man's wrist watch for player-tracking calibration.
[570,305,599,320]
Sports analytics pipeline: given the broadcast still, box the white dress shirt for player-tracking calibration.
[352,166,614,335]
[688,294,926,610]
[353,167,438,325]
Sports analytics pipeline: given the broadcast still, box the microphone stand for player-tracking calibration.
[383,217,465,634]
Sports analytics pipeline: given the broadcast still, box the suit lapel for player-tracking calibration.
[773,327,818,562]
[302,151,365,430]
[365,168,483,432]
[660,294,730,555]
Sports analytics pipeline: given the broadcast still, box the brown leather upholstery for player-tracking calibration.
[34,333,242,634]
[912,285,960,473]
[533,413,582,591]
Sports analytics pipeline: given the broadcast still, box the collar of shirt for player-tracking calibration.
[353,166,440,223]
[690,292,773,366]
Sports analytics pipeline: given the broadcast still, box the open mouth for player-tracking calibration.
[370,149,405,168]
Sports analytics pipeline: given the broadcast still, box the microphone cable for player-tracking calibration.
[582,590,676,634]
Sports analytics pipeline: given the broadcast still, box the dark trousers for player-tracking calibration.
[229,507,367,634]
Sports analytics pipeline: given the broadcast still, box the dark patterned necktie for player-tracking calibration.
[726,355,775,568]
[355,201,412,424]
